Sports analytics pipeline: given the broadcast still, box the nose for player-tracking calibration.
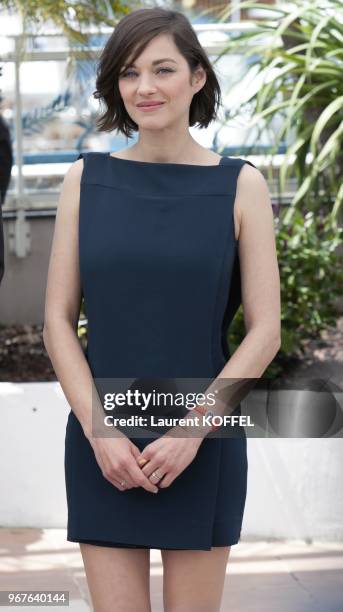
[136,73,158,95]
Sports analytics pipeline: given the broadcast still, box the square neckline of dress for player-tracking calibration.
[107,152,226,168]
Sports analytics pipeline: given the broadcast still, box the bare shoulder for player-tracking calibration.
[233,162,272,241]
[235,164,271,217]
[57,158,84,216]
[237,164,269,203]
[64,157,84,184]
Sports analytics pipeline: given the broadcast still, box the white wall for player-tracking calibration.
[0,382,342,541]
[0,382,68,527]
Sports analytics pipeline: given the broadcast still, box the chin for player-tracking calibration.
[137,117,171,127]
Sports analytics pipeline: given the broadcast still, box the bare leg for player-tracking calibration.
[79,543,151,612]
[161,546,231,612]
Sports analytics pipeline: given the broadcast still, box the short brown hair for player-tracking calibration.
[93,7,222,138]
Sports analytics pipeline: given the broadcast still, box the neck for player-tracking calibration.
[131,132,201,164]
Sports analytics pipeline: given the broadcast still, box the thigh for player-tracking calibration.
[80,543,151,612]
[161,546,231,612]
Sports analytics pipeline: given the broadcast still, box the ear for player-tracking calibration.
[192,64,207,93]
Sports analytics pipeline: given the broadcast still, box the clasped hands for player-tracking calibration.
[90,420,205,494]
[134,424,204,491]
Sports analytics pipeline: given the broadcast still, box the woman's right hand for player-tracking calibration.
[88,435,159,494]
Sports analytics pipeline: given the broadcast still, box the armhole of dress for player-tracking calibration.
[242,159,257,170]
[76,152,86,184]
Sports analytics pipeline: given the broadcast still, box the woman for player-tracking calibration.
[43,7,280,612]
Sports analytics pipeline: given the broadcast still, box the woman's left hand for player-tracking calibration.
[135,426,203,489]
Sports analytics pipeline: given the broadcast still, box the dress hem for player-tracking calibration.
[67,535,241,551]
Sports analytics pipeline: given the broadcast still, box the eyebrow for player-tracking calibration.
[125,58,178,68]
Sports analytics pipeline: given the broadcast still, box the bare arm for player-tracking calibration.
[43,159,95,436]
[227,161,281,375]
[43,159,159,493]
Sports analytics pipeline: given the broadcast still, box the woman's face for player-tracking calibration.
[118,33,206,129]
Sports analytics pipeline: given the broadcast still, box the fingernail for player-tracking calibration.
[153,487,159,493]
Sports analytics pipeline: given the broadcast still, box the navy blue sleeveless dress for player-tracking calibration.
[64,151,256,550]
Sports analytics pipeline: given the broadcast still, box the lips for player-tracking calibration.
[136,102,165,107]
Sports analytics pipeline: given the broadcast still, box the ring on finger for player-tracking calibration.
[149,469,163,482]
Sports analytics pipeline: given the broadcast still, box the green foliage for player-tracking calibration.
[0,1,131,44]
[277,209,342,348]
[228,209,343,378]
[205,0,343,222]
